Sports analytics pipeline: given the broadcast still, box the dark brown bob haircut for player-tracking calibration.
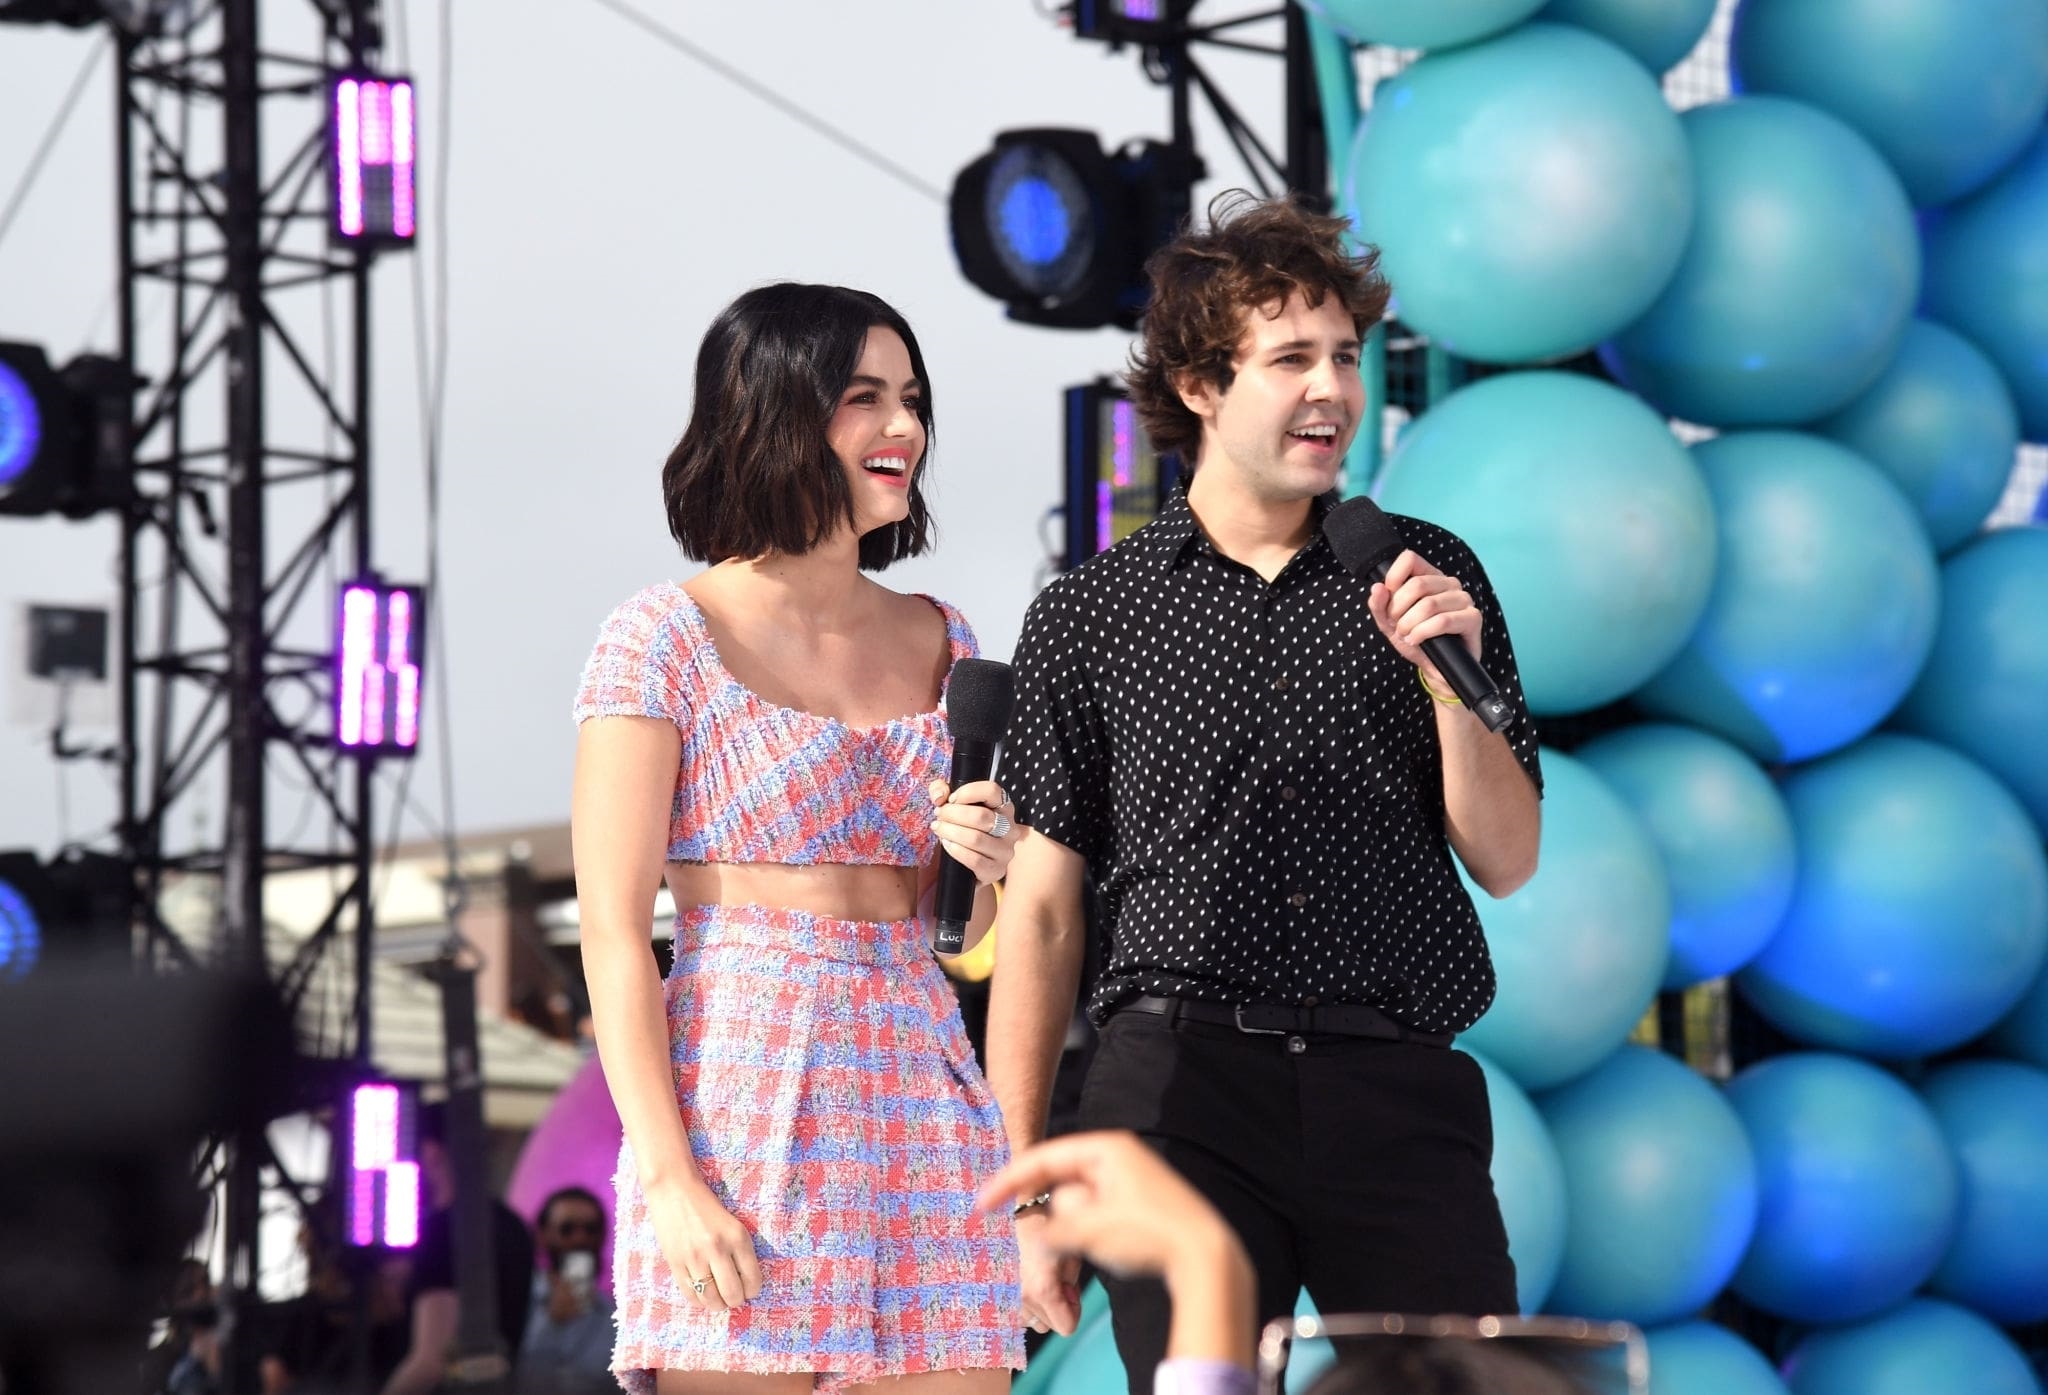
[662,282,935,570]
[1128,191,1390,464]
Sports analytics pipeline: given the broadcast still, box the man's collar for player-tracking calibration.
[1137,482,1340,573]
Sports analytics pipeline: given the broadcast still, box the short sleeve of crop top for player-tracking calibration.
[571,585,694,729]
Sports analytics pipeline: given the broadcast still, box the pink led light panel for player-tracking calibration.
[332,74,418,241]
[347,1082,421,1249]
[383,1162,421,1248]
[337,583,423,753]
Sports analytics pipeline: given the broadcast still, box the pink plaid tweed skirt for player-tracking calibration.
[609,904,1024,1392]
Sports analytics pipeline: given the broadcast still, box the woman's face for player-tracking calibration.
[826,325,926,537]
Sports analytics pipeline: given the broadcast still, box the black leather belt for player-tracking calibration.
[1119,994,1452,1048]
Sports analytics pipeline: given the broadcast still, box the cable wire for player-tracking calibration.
[584,0,946,205]
[0,30,108,256]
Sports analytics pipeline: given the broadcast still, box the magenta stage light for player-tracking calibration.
[330,72,418,245]
[345,1081,421,1249]
[335,579,425,756]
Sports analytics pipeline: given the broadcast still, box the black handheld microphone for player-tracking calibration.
[933,657,1016,956]
[1323,497,1515,735]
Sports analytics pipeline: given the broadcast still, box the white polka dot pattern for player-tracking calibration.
[999,489,1544,1035]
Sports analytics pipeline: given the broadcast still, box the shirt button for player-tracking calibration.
[1272,675,1291,692]
[1286,1035,1308,1055]
[1287,892,1309,908]
[1280,785,1299,801]
[1301,994,1320,1008]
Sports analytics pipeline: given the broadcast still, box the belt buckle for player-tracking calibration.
[1232,1004,1288,1036]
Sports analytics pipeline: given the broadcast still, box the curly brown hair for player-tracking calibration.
[1127,191,1389,464]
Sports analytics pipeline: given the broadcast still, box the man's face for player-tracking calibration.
[1179,288,1364,502]
[540,1198,605,1264]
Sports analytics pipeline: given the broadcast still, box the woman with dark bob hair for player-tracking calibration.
[571,283,1024,1393]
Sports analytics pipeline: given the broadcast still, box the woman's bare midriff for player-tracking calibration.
[663,860,927,924]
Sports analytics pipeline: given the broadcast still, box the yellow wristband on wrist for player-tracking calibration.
[1418,666,1463,706]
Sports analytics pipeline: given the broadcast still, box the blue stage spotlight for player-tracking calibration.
[950,129,1193,330]
[0,850,129,979]
[0,863,44,983]
[0,342,132,520]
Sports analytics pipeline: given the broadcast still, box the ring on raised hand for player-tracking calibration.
[690,1276,708,1296]
[990,812,1013,840]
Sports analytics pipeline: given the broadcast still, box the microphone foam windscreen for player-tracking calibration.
[946,658,1016,743]
[1322,497,1407,577]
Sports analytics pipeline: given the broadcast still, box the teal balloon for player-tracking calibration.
[1737,734,2048,1059]
[1731,0,2048,208]
[1347,23,1690,363]
[1600,97,1919,426]
[1373,372,1714,714]
[1921,1059,2048,1324]
[1646,1322,1791,1395]
[1458,1046,1568,1313]
[1894,527,2048,836]
[1016,1279,1113,1394]
[1456,750,1669,1091]
[1727,1053,1959,1324]
[1537,1046,1758,1326]
[1924,127,2048,440]
[1045,1285,1126,1394]
[1534,0,1718,72]
[1296,0,1546,49]
[1634,431,1939,763]
[1576,724,1796,989]
[1993,961,2048,1074]
[1808,319,2020,553]
[1782,1298,2044,1395]
[1285,1290,1336,1392]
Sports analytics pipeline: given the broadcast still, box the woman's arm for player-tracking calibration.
[571,716,762,1309]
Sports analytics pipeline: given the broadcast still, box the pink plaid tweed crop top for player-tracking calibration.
[572,582,978,867]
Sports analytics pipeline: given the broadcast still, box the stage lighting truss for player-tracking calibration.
[344,1079,422,1249]
[1064,378,1175,568]
[335,579,425,758]
[329,71,417,247]
[950,129,1193,330]
[0,342,132,520]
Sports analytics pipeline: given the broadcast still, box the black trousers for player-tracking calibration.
[1077,1006,1517,1393]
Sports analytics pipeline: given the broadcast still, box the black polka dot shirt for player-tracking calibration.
[999,487,1544,1035]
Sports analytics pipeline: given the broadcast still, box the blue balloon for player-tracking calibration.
[1726,1052,1958,1324]
[1994,961,2048,1076]
[1297,0,1547,49]
[1781,1298,2044,1395]
[1044,1286,1127,1394]
[1646,1321,1791,1395]
[1601,97,1919,426]
[1536,1046,1757,1326]
[1346,23,1691,362]
[1285,1289,1336,1393]
[1737,734,2048,1058]
[1894,526,2048,837]
[1634,431,1939,763]
[1920,1059,2048,1325]
[1808,319,2020,554]
[1534,0,1718,72]
[1731,0,2048,208]
[1373,372,1715,714]
[1457,750,1669,1091]
[1459,1046,1568,1313]
[1575,724,1796,988]
[1924,126,2048,441]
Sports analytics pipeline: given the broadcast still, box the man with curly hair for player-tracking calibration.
[990,193,1546,1390]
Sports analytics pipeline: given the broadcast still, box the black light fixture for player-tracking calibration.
[0,849,131,981]
[0,342,132,521]
[1063,378,1175,568]
[949,129,1194,330]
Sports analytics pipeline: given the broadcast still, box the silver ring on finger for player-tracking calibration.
[689,1276,708,1297]
[990,812,1013,840]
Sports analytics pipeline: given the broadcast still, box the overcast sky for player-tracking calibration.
[0,2,1287,856]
